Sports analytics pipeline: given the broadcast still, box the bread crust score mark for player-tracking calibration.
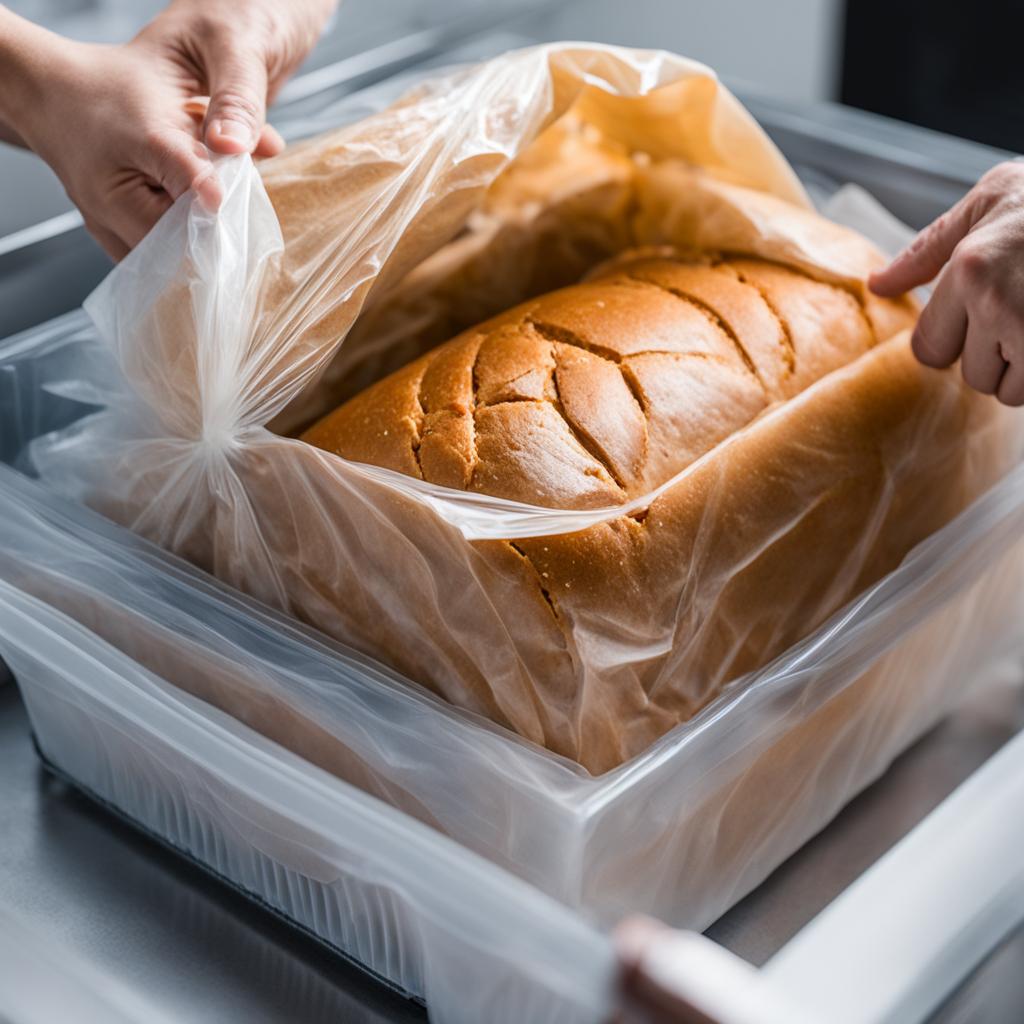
[713,261,798,374]
[622,272,768,390]
[303,255,888,515]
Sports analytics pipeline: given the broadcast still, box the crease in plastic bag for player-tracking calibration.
[33,42,1024,774]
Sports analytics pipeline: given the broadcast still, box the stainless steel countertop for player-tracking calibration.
[0,683,424,1024]
[4,673,1023,1021]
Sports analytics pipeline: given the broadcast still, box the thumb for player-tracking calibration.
[869,195,974,297]
[201,41,268,155]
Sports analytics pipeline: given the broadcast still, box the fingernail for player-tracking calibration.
[215,119,252,145]
[184,95,210,117]
[614,916,665,967]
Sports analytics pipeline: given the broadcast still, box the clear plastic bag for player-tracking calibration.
[32,43,1024,778]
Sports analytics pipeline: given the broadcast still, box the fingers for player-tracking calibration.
[254,123,285,158]
[870,161,1024,405]
[871,162,1024,298]
[186,94,284,158]
[200,37,269,155]
[183,95,210,121]
[910,266,968,368]
[909,256,1024,407]
[139,127,222,210]
[78,177,171,259]
[869,194,975,297]
[997,358,1024,406]
[88,125,223,259]
[107,182,174,250]
[960,318,1008,395]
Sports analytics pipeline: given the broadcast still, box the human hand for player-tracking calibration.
[869,161,1024,406]
[616,917,716,1023]
[131,0,335,155]
[0,0,334,260]
[614,916,813,1024]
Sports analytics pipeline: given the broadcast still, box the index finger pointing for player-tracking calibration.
[870,194,974,297]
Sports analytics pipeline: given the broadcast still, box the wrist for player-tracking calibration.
[0,7,67,147]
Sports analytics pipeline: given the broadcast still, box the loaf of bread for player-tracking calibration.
[292,202,1022,777]
[303,251,904,509]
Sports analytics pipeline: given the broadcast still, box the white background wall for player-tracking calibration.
[537,0,845,102]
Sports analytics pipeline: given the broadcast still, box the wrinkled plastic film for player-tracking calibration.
[32,43,1024,775]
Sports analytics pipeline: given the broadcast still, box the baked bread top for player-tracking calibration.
[301,251,915,509]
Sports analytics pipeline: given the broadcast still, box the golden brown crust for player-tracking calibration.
[303,253,908,512]
[267,119,637,435]
[497,336,995,768]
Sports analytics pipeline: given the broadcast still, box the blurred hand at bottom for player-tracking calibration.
[615,917,719,1024]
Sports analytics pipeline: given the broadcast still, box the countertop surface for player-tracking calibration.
[0,682,424,1024]
[3,673,1024,1022]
